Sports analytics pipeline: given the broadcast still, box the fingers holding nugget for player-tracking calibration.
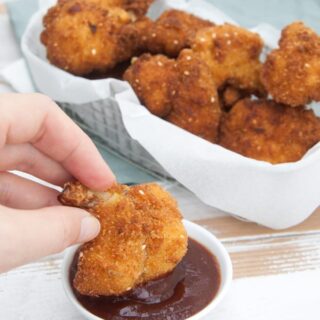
[59,182,187,296]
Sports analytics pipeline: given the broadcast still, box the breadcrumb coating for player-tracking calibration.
[219,85,252,112]
[261,22,320,107]
[192,24,265,95]
[219,99,320,164]
[41,1,140,75]
[123,54,177,117]
[57,0,153,17]
[166,49,221,143]
[124,49,222,142]
[59,182,187,297]
[145,9,214,57]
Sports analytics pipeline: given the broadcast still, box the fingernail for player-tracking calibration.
[78,217,101,242]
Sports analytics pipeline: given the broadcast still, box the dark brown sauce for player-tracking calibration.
[70,238,221,320]
[85,60,131,80]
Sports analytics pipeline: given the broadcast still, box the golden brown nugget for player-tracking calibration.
[56,0,153,17]
[123,54,177,117]
[41,1,135,75]
[219,85,251,111]
[145,9,214,57]
[219,99,320,164]
[166,49,221,143]
[122,0,154,17]
[117,16,154,56]
[261,22,320,107]
[192,24,265,94]
[57,0,124,9]
[59,182,187,296]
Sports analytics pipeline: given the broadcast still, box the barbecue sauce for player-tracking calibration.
[70,238,221,320]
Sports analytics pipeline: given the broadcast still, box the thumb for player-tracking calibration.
[0,205,100,273]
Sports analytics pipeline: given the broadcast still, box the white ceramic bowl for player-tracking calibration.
[62,220,233,320]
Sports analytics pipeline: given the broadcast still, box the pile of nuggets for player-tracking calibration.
[42,0,320,164]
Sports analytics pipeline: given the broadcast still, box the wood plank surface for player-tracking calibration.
[196,207,320,239]
[196,207,320,278]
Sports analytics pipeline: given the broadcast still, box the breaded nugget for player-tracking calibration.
[261,22,320,107]
[57,0,153,17]
[59,182,187,296]
[124,50,221,142]
[44,0,134,30]
[122,0,154,17]
[145,9,214,57]
[192,24,265,94]
[117,16,154,57]
[219,85,251,112]
[123,53,177,117]
[166,49,221,143]
[219,99,320,164]
[41,1,135,75]
[57,0,123,8]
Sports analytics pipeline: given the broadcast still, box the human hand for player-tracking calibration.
[0,93,115,272]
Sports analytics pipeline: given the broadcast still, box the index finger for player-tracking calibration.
[0,93,115,190]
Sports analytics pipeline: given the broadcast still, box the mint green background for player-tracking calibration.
[8,0,320,40]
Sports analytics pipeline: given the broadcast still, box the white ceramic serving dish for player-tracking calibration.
[62,220,233,320]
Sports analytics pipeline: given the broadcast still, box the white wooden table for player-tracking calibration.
[0,4,319,319]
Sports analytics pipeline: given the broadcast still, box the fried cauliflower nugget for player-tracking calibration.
[124,50,221,142]
[57,0,153,17]
[219,85,251,112]
[261,22,320,107]
[192,24,265,94]
[41,1,136,75]
[122,0,154,17]
[117,17,154,57]
[59,182,187,296]
[219,99,320,164]
[145,9,214,57]
[123,54,177,117]
[57,0,124,9]
[166,49,221,143]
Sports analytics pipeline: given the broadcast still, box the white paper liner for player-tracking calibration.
[12,0,320,229]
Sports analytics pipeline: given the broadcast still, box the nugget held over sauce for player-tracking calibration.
[41,1,136,75]
[166,49,221,143]
[219,99,320,164]
[123,53,177,117]
[145,9,214,57]
[59,182,188,296]
[261,22,320,107]
[192,24,265,95]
